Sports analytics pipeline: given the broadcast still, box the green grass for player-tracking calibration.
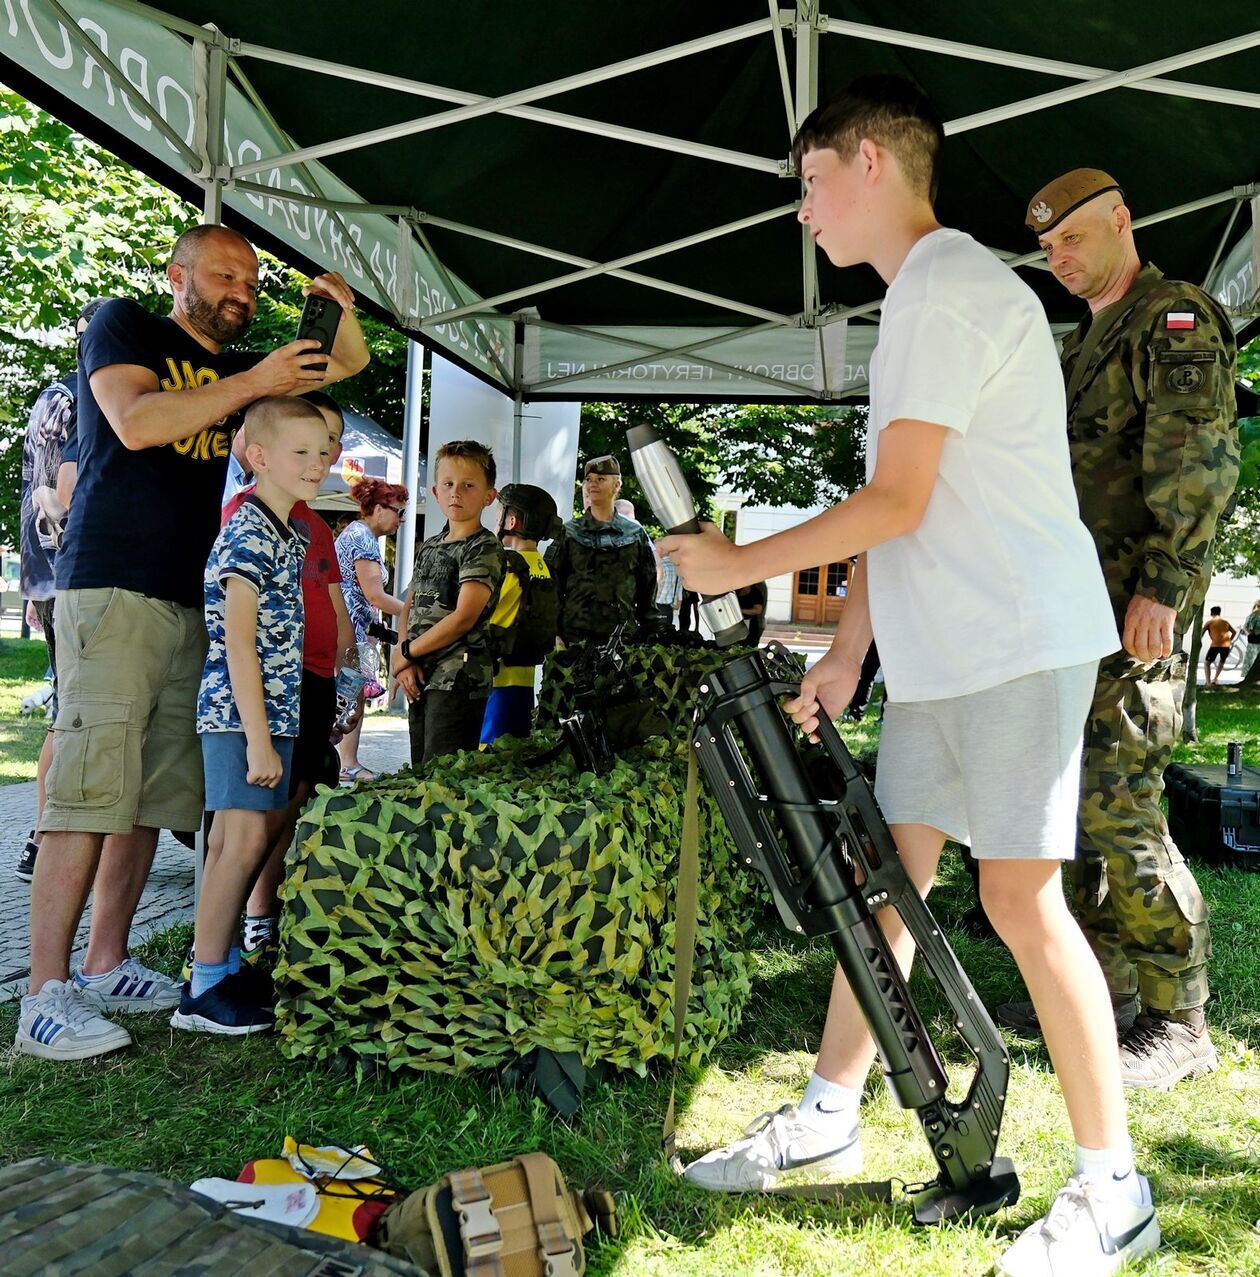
[0,684,1257,1274]
[0,637,51,785]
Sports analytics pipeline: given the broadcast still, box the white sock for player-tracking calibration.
[800,1072,861,1128]
[1075,1139,1144,1205]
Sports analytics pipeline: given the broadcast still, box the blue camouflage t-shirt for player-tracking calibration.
[197,496,307,737]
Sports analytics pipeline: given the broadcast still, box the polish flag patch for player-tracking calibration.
[1166,312,1196,330]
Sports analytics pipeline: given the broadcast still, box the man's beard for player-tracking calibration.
[183,280,251,344]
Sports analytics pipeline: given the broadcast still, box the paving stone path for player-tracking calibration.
[0,713,410,1002]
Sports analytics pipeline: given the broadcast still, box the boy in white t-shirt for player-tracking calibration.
[659,76,1157,1277]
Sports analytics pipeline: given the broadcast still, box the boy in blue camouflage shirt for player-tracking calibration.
[392,439,505,765]
[172,397,330,1036]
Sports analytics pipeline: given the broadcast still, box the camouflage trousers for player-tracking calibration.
[1074,651,1211,1011]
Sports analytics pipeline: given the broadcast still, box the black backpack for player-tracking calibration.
[498,549,558,667]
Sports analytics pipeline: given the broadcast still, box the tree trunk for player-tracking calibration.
[1182,600,1205,742]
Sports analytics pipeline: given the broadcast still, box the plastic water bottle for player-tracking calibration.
[334,649,368,732]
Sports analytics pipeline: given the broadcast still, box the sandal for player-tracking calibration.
[339,765,376,784]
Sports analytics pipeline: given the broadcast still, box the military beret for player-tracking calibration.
[583,455,621,477]
[1025,168,1124,234]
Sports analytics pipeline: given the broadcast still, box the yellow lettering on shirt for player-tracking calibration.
[157,359,233,459]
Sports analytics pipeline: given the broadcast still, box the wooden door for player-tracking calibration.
[793,560,849,623]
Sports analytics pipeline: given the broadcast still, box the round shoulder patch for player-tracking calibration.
[1167,363,1205,394]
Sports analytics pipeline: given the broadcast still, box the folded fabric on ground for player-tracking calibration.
[0,1157,423,1276]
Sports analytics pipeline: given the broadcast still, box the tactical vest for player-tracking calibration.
[499,548,558,667]
[558,537,642,640]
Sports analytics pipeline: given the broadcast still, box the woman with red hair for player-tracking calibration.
[334,477,409,781]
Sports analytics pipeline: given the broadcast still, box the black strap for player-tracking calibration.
[661,747,700,1172]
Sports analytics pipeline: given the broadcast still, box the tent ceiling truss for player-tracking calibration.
[80,1,1260,399]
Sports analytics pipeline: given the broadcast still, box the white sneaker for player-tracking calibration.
[73,958,182,1012]
[998,1173,1160,1277]
[14,979,133,1061]
[682,1104,863,1192]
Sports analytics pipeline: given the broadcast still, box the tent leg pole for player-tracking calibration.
[195,31,229,225]
[512,320,526,484]
[400,340,426,586]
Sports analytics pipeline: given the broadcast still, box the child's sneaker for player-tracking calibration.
[170,972,276,1035]
[682,1104,862,1192]
[14,831,38,883]
[998,1173,1159,1276]
[241,935,279,972]
[14,979,133,1061]
[73,958,182,1013]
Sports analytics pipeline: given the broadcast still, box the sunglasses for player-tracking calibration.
[382,504,407,517]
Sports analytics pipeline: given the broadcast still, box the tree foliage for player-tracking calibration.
[578,400,867,530]
[1202,335,1260,578]
[0,85,408,550]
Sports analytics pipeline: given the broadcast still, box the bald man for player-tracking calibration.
[997,170,1238,1089]
[16,225,370,1062]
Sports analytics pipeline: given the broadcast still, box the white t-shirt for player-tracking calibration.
[865,227,1118,702]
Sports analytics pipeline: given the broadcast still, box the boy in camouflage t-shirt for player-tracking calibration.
[392,440,504,765]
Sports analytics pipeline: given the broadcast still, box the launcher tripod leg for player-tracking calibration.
[691,645,1019,1224]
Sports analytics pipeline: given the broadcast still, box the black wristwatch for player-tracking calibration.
[400,637,414,662]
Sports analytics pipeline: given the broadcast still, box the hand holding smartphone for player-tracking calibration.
[295,292,342,373]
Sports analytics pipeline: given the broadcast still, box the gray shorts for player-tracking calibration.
[873,661,1098,860]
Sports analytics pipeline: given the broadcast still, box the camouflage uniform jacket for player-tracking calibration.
[552,510,658,643]
[1062,264,1238,636]
[405,525,505,695]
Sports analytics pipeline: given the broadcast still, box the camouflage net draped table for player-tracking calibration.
[535,639,754,729]
[275,733,757,1075]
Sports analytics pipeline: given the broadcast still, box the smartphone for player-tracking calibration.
[295,293,341,371]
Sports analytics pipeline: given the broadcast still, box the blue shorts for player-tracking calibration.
[480,685,535,745]
[200,732,295,812]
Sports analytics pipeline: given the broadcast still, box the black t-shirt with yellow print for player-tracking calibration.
[56,298,261,608]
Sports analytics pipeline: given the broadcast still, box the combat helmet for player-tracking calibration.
[497,483,563,542]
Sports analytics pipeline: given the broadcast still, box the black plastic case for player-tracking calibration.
[1165,761,1260,871]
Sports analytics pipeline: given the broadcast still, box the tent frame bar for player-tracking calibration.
[793,1,821,319]
[230,41,782,176]
[819,16,1260,113]
[225,55,406,323]
[229,17,776,180]
[941,30,1260,136]
[194,26,228,224]
[410,221,515,387]
[406,211,793,325]
[768,0,797,141]
[420,205,800,328]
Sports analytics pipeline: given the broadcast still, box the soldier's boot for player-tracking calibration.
[994,992,1139,1037]
[1118,1007,1218,1090]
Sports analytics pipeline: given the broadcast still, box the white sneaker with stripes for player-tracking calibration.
[15,979,133,1061]
[73,958,182,1012]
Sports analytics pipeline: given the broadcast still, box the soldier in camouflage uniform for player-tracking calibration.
[998,169,1238,1088]
[393,440,505,766]
[550,455,659,645]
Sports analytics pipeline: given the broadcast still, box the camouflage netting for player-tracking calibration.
[275,733,757,1075]
[535,641,755,728]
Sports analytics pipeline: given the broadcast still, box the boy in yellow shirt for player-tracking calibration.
[481,484,562,744]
